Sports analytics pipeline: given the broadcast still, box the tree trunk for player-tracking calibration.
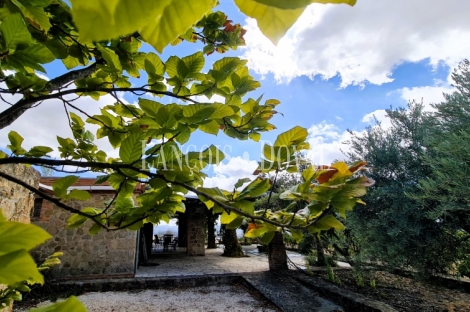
[207,210,217,249]
[268,232,288,270]
[222,226,244,257]
[315,234,326,266]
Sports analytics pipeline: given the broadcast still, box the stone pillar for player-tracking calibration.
[186,203,205,256]
[143,222,154,257]
[0,164,40,222]
[268,232,288,270]
[177,212,187,247]
[207,209,217,249]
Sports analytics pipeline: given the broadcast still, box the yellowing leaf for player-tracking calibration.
[331,161,349,174]
[314,215,345,231]
[221,211,239,224]
[11,0,52,31]
[274,126,308,147]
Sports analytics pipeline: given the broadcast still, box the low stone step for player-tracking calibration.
[242,272,345,312]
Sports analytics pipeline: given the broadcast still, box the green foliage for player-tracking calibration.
[355,273,364,288]
[346,60,470,276]
[30,296,86,312]
[326,264,335,283]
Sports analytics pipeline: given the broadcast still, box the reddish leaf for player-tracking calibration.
[316,168,338,184]
[349,161,367,173]
[224,23,237,32]
[247,222,258,231]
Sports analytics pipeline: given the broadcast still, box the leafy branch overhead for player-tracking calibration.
[0,0,370,238]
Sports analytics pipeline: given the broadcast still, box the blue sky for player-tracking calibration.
[0,0,469,190]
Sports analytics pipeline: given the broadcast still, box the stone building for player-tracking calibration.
[31,177,208,280]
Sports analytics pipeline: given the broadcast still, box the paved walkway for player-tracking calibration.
[136,245,307,278]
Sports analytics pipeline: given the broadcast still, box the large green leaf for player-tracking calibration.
[235,0,356,44]
[237,178,271,200]
[0,250,45,285]
[253,0,356,10]
[139,99,164,118]
[70,0,215,53]
[65,189,91,201]
[0,221,51,255]
[139,0,215,53]
[198,120,220,135]
[26,145,53,157]
[31,296,87,312]
[235,178,251,189]
[0,13,31,53]
[97,44,122,71]
[181,51,205,78]
[52,175,79,197]
[8,130,24,149]
[145,52,165,76]
[120,132,143,163]
[234,0,305,45]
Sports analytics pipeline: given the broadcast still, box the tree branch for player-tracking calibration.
[45,62,99,92]
[0,86,199,130]
[0,63,100,129]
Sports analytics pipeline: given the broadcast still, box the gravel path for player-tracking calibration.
[16,285,278,312]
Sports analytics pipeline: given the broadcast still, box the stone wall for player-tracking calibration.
[0,164,40,312]
[0,164,40,222]
[31,192,137,279]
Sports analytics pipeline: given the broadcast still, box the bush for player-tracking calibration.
[283,233,298,249]
[458,256,470,278]
[298,232,316,254]
[305,249,337,267]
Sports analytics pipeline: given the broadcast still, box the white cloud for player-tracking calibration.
[193,94,225,103]
[203,156,259,190]
[242,0,470,87]
[398,85,454,108]
[306,121,355,165]
[361,109,392,129]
